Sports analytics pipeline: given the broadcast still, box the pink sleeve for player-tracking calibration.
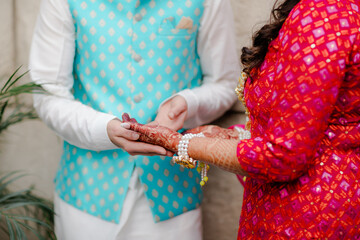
[237,2,360,182]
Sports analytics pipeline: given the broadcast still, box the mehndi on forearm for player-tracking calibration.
[187,137,248,176]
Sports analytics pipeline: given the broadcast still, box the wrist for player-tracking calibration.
[172,133,209,187]
[234,126,251,140]
[177,133,204,159]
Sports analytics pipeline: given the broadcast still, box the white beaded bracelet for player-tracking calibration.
[172,133,209,186]
[178,133,204,157]
[234,126,251,140]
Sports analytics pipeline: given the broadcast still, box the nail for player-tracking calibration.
[121,123,130,129]
[133,133,140,140]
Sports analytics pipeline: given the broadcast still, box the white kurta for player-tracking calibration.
[54,170,202,240]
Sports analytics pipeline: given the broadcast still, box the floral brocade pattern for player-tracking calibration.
[237,0,360,239]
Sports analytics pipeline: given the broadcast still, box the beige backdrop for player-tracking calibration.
[0,0,274,239]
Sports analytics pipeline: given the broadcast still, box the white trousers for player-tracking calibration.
[54,170,203,240]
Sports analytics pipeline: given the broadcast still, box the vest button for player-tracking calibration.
[134,94,144,103]
[133,54,143,63]
[134,13,142,22]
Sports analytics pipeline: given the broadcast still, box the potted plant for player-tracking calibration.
[0,67,56,240]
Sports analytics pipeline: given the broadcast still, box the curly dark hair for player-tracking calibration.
[241,0,301,76]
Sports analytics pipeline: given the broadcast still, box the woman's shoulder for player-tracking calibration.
[292,0,360,20]
[274,0,360,56]
[284,0,360,33]
[298,0,359,8]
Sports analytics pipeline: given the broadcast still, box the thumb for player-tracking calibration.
[168,98,187,120]
[147,121,159,127]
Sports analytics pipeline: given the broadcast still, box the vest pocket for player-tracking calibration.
[157,17,197,37]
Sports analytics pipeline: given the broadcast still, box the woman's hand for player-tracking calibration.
[107,117,173,156]
[122,113,182,153]
[185,125,239,140]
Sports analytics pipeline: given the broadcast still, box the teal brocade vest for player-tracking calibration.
[55,0,205,223]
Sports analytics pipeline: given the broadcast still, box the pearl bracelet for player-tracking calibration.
[172,133,209,186]
[234,126,250,184]
[234,126,251,140]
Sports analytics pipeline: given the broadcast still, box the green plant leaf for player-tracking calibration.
[3,69,30,94]
[13,220,26,240]
[0,100,9,123]
[0,171,21,185]
[1,201,49,211]
[0,69,55,239]
[0,68,45,134]
[17,221,46,240]
[5,217,15,240]
[11,215,52,230]
[0,83,44,101]
[1,66,22,93]
[0,173,28,193]
[0,109,38,134]
[0,189,31,204]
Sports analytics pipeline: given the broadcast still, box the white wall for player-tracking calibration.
[0,0,61,200]
[0,0,14,76]
[0,0,275,239]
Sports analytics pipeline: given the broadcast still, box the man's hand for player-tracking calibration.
[154,95,188,131]
[107,118,173,156]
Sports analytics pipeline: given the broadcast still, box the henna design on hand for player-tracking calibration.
[185,125,239,140]
[130,123,181,152]
[121,113,156,143]
[121,114,247,175]
[121,113,138,123]
[122,113,182,152]
[188,138,247,176]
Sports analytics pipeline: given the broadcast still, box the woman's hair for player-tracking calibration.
[241,0,300,76]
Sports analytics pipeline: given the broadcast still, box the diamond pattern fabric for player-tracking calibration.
[55,0,205,223]
[237,0,360,238]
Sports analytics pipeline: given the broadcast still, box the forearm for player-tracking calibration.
[187,138,248,176]
[127,120,247,175]
[182,84,237,128]
[184,125,241,140]
[182,0,239,128]
[30,0,118,151]
[34,93,117,151]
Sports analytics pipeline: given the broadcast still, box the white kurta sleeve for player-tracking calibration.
[29,0,118,151]
[178,0,240,129]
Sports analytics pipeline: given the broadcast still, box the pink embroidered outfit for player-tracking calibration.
[237,0,360,239]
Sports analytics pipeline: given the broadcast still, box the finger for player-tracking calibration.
[120,122,130,129]
[130,152,163,156]
[121,113,139,124]
[130,149,173,157]
[122,113,131,122]
[126,141,167,156]
[138,134,154,144]
[118,126,140,141]
[116,137,167,156]
[129,117,138,123]
[147,121,159,127]
[128,122,153,135]
[165,150,175,157]
[183,126,201,134]
[121,123,148,141]
[168,104,186,120]
[168,97,187,119]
